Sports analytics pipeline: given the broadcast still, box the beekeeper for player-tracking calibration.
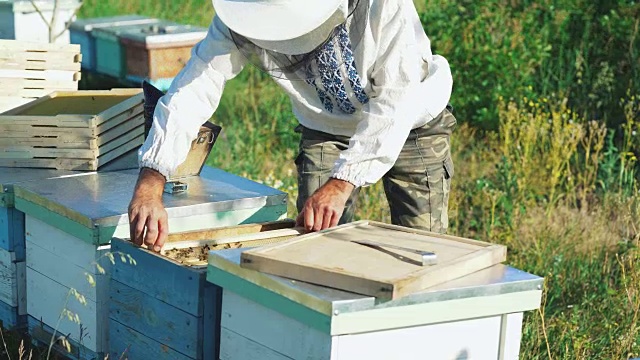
[128,0,456,251]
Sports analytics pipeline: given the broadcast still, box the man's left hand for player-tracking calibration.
[296,178,355,231]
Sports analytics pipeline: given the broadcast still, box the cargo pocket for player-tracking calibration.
[425,157,453,234]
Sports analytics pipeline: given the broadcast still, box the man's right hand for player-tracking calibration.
[128,167,169,252]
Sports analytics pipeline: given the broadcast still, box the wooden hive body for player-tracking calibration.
[109,221,298,360]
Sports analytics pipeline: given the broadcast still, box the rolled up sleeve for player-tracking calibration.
[138,16,246,178]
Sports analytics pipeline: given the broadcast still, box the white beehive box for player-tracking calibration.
[206,221,545,360]
[0,0,82,44]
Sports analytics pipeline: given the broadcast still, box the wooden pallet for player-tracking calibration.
[0,40,81,113]
[0,89,145,170]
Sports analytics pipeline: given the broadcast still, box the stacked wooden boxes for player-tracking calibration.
[109,221,300,360]
[119,22,207,90]
[0,40,81,113]
[13,166,287,359]
[69,15,159,72]
[0,0,81,44]
[0,89,145,170]
[206,221,545,360]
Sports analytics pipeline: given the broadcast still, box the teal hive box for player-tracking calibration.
[93,20,161,79]
[70,15,158,71]
[14,166,287,359]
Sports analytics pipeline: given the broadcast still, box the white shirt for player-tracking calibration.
[138,0,453,188]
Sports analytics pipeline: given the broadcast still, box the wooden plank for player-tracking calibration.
[0,78,78,91]
[240,220,507,299]
[95,104,144,134]
[0,96,33,114]
[16,261,26,316]
[91,91,144,128]
[1,89,140,117]
[0,52,81,71]
[0,40,81,54]
[0,299,26,330]
[0,114,93,127]
[0,157,97,171]
[0,88,54,98]
[221,290,331,359]
[26,268,104,352]
[0,249,19,307]
[393,246,507,297]
[109,280,201,358]
[220,327,293,360]
[96,114,145,146]
[0,136,97,150]
[0,125,94,137]
[0,125,144,159]
[163,227,304,254]
[0,146,97,159]
[25,216,104,271]
[28,316,103,360]
[26,241,109,302]
[108,319,193,360]
[98,124,145,155]
[0,69,80,82]
[111,238,205,316]
[96,135,144,169]
[202,283,222,360]
[166,219,296,243]
[0,207,25,259]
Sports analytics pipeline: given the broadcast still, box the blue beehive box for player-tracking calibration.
[93,20,160,79]
[70,15,158,71]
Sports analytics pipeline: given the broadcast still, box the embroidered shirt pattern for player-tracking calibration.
[306,24,370,114]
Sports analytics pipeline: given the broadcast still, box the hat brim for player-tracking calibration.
[213,0,344,41]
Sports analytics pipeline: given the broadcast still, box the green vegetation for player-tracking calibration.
[3,0,639,359]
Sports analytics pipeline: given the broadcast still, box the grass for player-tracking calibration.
[2,0,639,359]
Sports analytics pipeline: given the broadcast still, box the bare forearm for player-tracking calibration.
[133,168,166,199]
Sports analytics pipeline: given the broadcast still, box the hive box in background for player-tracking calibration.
[0,0,81,44]
[92,21,161,79]
[70,15,158,71]
[120,22,207,90]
